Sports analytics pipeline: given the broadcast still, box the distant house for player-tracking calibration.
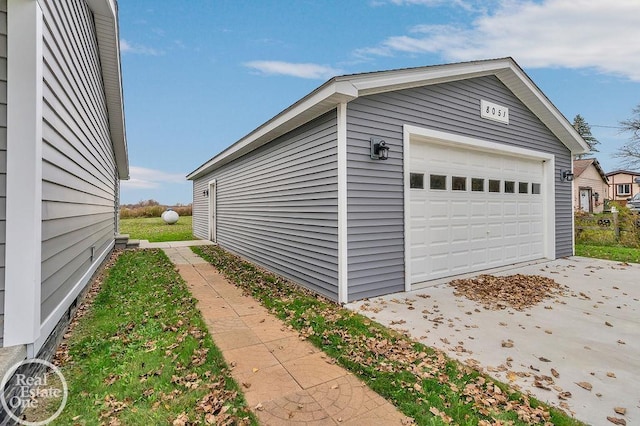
[573,158,608,213]
[606,170,640,206]
[188,58,589,303]
[1,0,128,367]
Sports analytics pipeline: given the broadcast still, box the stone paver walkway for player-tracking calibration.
[163,246,411,425]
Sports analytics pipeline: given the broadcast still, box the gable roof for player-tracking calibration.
[606,169,640,177]
[574,158,608,183]
[187,57,589,180]
[86,0,129,180]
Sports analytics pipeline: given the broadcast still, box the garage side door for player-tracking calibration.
[410,141,545,283]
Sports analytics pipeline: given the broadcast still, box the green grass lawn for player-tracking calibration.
[30,249,255,425]
[119,216,195,242]
[193,245,583,426]
[575,243,640,263]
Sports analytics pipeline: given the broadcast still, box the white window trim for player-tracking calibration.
[403,125,556,291]
[208,180,217,243]
[4,0,44,352]
[337,103,348,304]
[617,184,631,196]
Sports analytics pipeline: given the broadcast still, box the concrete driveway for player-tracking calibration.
[347,257,639,426]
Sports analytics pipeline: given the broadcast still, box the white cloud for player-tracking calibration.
[358,0,640,81]
[244,61,343,79]
[121,166,186,190]
[120,39,163,56]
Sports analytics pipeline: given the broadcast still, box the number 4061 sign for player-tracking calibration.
[481,99,509,124]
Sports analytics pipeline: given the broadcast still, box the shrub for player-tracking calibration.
[575,204,640,248]
[119,202,192,218]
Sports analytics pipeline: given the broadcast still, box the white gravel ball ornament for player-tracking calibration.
[161,209,179,224]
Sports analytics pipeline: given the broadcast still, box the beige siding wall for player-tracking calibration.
[608,173,640,203]
[574,166,608,213]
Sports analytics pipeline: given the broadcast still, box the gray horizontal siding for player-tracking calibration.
[0,0,6,346]
[192,179,208,239]
[346,75,572,300]
[193,111,339,300]
[40,0,116,322]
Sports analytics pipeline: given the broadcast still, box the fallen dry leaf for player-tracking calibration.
[534,380,551,391]
[255,403,264,411]
[605,321,613,327]
[172,413,189,426]
[607,417,626,425]
[551,368,559,378]
[558,391,572,400]
[576,382,593,391]
[429,406,452,423]
[449,274,566,311]
[539,357,551,363]
[607,372,617,378]
[501,340,514,348]
[614,407,626,415]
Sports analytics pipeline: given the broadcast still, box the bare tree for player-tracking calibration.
[615,104,640,169]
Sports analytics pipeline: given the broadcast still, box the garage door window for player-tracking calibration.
[519,182,528,194]
[504,181,515,193]
[410,173,424,189]
[472,178,484,191]
[452,176,466,191]
[532,183,541,194]
[489,179,501,192]
[430,174,446,190]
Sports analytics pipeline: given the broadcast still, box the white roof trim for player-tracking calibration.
[187,58,589,180]
[87,0,129,179]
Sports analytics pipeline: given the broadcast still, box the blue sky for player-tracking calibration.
[118,0,640,205]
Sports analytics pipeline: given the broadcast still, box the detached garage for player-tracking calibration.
[188,58,588,303]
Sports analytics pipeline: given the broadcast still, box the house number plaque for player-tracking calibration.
[481,99,509,124]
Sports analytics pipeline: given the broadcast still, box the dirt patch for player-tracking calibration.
[449,274,567,310]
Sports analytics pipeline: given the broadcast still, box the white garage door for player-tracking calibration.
[410,140,545,284]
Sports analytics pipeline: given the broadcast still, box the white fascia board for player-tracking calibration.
[570,156,576,256]
[85,0,116,16]
[345,58,587,155]
[187,81,358,180]
[495,66,589,155]
[4,0,44,347]
[402,126,412,293]
[337,104,348,304]
[347,59,512,96]
[188,57,587,180]
[87,0,129,179]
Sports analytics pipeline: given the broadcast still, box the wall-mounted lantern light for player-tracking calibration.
[561,170,574,182]
[593,192,600,202]
[203,189,209,197]
[370,137,390,160]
